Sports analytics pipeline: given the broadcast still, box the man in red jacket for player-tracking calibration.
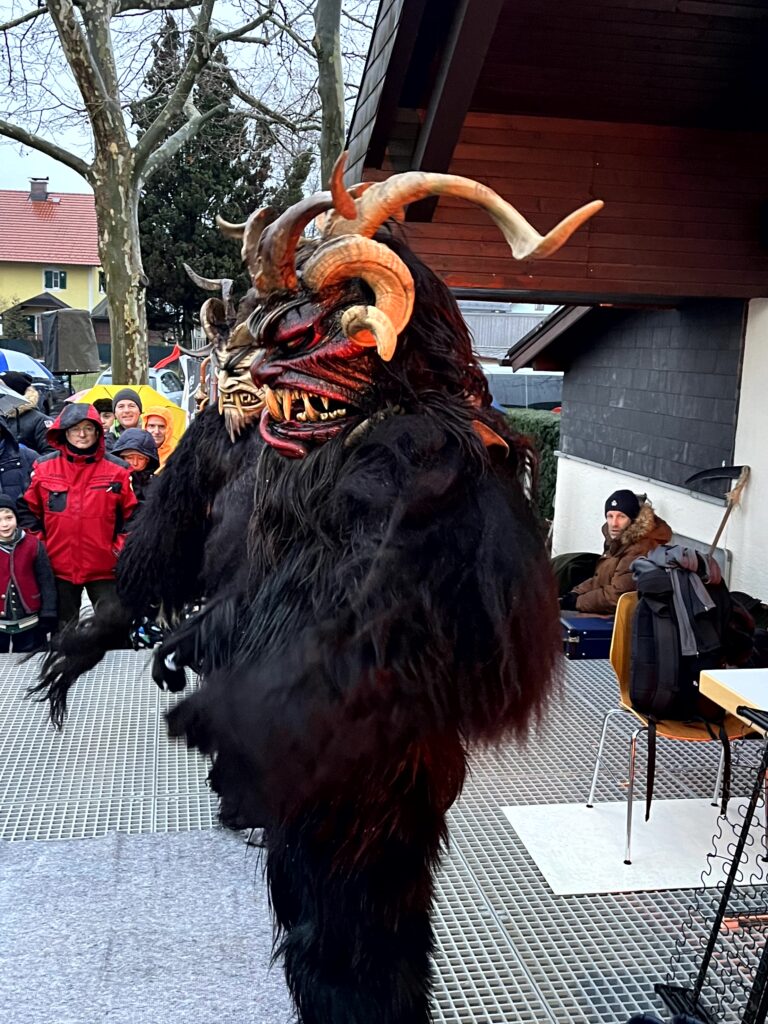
[20,403,138,629]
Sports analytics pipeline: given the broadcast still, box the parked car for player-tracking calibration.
[95,368,184,406]
[0,349,72,415]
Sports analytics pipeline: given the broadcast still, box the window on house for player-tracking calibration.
[44,269,67,290]
[98,270,106,293]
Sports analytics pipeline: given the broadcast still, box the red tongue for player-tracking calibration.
[259,408,307,458]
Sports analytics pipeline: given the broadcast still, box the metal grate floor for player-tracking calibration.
[0,652,761,1022]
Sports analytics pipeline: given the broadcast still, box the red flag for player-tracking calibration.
[153,343,181,370]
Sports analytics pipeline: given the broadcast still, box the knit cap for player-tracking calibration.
[112,388,143,413]
[604,489,640,520]
[0,372,33,396]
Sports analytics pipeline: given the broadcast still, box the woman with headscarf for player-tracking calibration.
[142,406,178,470]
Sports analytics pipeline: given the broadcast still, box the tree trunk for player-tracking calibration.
[91,147,149,384]
[313,0,344,188]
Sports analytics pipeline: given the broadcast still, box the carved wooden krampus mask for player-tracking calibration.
[195,154,602,456]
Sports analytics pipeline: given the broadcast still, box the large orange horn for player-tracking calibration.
[323,154,602,261]
[255,194,335,292]
[301,236,414,361]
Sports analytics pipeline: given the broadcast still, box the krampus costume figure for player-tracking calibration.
[35,156,601,1023]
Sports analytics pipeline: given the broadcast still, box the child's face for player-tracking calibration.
[0,508,17,540]
[122,450,149,472]
[100,410,115,430]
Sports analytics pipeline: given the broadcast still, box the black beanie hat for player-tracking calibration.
[112,388,143,413]
[0,371,33,396]
[605,489,641,520]
[0,494,18,514]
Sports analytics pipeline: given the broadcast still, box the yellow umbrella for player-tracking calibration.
[75,383,187,439]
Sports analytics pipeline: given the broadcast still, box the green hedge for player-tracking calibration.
[504,408,561,521]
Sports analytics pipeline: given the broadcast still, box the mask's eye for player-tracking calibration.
[273,310,320,351]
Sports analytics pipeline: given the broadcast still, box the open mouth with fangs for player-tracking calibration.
[259,384,362,457]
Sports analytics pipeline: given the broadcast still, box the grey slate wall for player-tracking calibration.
[559,300,745,496]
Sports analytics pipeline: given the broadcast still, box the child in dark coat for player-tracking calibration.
[112,428,159,503]
[0,495,57,651]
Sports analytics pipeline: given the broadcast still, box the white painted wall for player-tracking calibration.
[551,298,768,596]
[726,299,768,595]
[552,456,725,556]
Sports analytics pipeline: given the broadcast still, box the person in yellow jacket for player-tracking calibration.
[142,406,178,470]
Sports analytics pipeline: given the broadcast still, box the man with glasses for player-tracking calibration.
[19,403,138,629]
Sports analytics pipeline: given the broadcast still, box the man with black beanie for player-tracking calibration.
[104,388,143,452]
[559,488,672,615]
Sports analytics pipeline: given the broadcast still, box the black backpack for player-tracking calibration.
[629,555,751,818]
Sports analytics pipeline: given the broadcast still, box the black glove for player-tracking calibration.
[38,616,58,636]
[559,592,578,611]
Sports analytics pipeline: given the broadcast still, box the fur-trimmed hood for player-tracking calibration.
[602,502,671,554]
[3,385,41,419]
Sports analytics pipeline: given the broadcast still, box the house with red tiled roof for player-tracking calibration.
[0,179,103,339]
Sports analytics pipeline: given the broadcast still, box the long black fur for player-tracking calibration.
[33,234,562,1022]
[31,406,263,723]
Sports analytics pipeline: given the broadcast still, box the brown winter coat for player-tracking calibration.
[571,504,672,615]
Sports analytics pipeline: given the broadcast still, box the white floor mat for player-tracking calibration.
[502,799,766,895]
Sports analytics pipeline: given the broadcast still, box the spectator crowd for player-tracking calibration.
[0,372,178,651]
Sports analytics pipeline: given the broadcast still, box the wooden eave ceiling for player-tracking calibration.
[368,0,768,177]
[344,0,768,302]
[475,0,768,132]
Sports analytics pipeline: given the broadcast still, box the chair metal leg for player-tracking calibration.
[625,724,648,865]
[587,708,628,808]
[712,745,726,807]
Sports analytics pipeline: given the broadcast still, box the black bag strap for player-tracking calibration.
[644,720,657,821]
[644,717,730,820]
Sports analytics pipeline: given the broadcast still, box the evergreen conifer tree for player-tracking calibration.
[132,18,311,342]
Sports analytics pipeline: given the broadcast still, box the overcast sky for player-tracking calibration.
[2,141,93,194]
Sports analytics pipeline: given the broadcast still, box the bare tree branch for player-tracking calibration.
[228,78,318,132]
[0,117,91,179]
[213,8,273,44]
[341,9,371,29]
[141,96,227,181]
[45,0,120,140]
[243,110,321,132]
[266,13,314,57]
[115,0,202,12]
[0,8,47,32]
[132,0,215,176]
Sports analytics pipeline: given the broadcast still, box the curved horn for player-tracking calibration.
[178,341,213,358]
[215,215,248,241]
[330,153,357,219]
[241,207,277,284]
[324,170,603,260]
[199,298,229,345]
[256,193,335,292]
[301,236,414,362]
[183,263,224,293]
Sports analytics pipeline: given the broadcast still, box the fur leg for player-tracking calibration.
[266,739,464,1024]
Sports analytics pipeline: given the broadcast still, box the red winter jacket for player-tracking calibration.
[21,404,138,584]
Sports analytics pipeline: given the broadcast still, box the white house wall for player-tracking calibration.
[728,298,768,596]
[552,298,768,597]
[552,457,725,560]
